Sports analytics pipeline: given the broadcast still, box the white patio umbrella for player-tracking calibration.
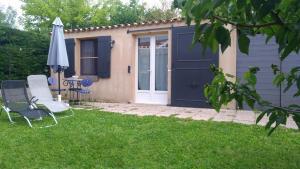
[47,17,69,102]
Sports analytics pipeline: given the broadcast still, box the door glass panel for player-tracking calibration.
[155,35,168,91]
[138,37,150,90]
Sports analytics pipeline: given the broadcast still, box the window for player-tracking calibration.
[155,35,168,91]
[137,35,168,91]
[80,40,97,75]
[138,37,150,90]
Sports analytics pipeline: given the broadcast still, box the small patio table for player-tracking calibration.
[63,77,83,105]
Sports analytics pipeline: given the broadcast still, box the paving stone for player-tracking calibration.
[255,113,269,127]
[155,112,177,117]
[86,102,296,129]
[286,118,298,129]
[192,113,216,121]
[175,113,198,119]
[213,113,235,122]
[120,111,139,115]
[233,111,256,124]
[138,112,159,116]
[233,120,255,125]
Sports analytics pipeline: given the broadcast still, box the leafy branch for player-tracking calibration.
[205,65,300,135]
[212,15,281,28]
[175,0,300,135]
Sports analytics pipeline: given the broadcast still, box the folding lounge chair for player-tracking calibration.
[27,75,74,118]
[1,80,57,128]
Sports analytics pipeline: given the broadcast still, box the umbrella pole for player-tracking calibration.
[58,71,62,102]
[58,71,61,95]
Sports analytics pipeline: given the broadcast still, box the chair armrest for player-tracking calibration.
[29,96,39,105]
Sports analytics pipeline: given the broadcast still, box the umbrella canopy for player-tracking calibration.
[47,17,69,98]
[47,17,69,72]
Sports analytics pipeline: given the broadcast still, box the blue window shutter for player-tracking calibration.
[97,36,111,78]
[64,38,75,78]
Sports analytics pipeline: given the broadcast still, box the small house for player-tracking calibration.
[61,18,300,109]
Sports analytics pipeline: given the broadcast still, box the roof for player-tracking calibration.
[64,18,184,34]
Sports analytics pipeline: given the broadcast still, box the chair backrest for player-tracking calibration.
[27,75,53,101]
[47,77,57,86]
[1,80,30,112]
[81,79,93,87]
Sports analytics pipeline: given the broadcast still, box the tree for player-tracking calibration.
[0,6,17,28]
[174,0,300,134]
[107,0,178,24]
[0,10,6,26]
[21,0,178,32]
[107,0,146,25]
[21,0,146,31]
[21,0,108,32]
[144,0,179,21]
[0,26,50,81]
[5,7,17,28]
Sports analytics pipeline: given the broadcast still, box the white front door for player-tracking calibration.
[135,35,168,105]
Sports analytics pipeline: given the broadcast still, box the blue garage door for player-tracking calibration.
[281,52,300,106]
[171,26,219,108]
[237,35,300,109]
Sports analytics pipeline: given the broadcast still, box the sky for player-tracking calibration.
[0,0,172,29]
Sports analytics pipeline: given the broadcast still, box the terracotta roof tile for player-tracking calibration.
[64,17,184,34]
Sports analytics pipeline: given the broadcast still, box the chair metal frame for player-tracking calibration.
[28,75,75,119]
[79,79,93,103]
[1,80,58,128]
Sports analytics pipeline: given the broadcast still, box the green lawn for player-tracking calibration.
[0,109,299,169]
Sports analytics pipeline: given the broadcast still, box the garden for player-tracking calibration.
[0,109,299,169]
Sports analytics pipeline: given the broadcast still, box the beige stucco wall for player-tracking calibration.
[219,25,237,78]
[64,28,134,103]
[62,21,237,108]
[63,22,187,103]
[219,25,237,109]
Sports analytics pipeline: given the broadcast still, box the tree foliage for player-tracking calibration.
[21,0,178,32]
[21,0,103,32]
[0,7,17,28]
[0,26,50,81]
[144,0,179,21]
[107,0,146,25]
[175,0,300,134]
[0,0,177,82]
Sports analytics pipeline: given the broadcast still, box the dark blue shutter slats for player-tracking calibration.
[97,36,112,78]
[171,26,219,108]
[64,38,75,78]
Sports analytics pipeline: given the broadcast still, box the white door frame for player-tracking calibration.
[135,35,168,105]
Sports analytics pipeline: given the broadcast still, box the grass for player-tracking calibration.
[0,109,299,169]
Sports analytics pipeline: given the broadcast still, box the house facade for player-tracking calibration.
[61,18,299,109]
